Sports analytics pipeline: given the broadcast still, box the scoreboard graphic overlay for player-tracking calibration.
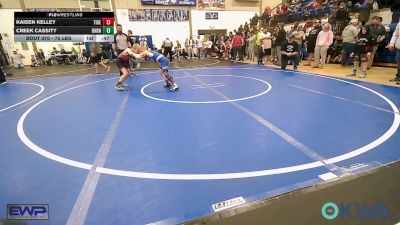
[14,12,115,42]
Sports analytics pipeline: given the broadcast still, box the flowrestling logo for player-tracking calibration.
[7,204,49,220]
[321,202,390,221]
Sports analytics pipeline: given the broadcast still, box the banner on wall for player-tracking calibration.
[141,0,196,6]
[198,0,225,10]
[128,9,189,22]
[205,12,218,19]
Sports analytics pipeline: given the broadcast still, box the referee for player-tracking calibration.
[162,38,174,62]
[113,24,130,56]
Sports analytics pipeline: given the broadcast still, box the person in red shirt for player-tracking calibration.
[281,3,289,16]
[231,33,244,62]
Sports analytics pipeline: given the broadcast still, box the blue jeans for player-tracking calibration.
[341,42,355,66]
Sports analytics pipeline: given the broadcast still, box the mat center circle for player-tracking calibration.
[140,75,272,104]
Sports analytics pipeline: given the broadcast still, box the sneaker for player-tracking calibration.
[359,72,367,78]
[318,65,324,69]
[106,66,111,72]
[347,71,356,77]
[115,83,124,91]
[303,63,311,66]
[294,67,298,71]
[122,82,128,87]
[170,83,179,91]
[390,77,400,82]
[136,63,141,69]
[164,83,171,88]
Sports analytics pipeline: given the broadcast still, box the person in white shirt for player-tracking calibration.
[387,22,400,83]
[261,29,272,65]
[11,50,24,69]
[196,36,204,59]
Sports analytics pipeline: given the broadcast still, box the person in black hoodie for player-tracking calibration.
[348,26,372,78]
[304,20,322,66]
[391,0,400,24]
[275,22,287,66]
[335,2,350,35]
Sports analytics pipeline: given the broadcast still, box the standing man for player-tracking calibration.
[275,23,287,66]
[366,16,386,69]
[162,37,174,62]
[197,35,204,59]
[304,20,322,66]
[256,27,265,65]
[387,22,400,83]
[232,32,244,62]
[291,25,305,62]
[341,19,359,66]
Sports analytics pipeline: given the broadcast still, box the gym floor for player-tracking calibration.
[1,60,400,225]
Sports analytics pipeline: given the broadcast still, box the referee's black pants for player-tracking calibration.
[163,47,173,62]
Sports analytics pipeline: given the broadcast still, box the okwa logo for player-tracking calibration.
[321,202,390,220]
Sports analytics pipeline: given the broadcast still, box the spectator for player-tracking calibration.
[304,20,322,66]
[366,16,386,69]
[71,47,78,63]
[30,55,38,67]
[215,40,226,59]
[341,19,359,66]
[175,40,183,61]
[275,7,281,20]
[321,14,329,25]
[162,37,174,62]
[271,27,278,63]
[103,43,113,61]
[312,0,322,8]
[387,21,400,82]
[0,66,6,84]
[256,27,265,65]
[292,25,305,48]
[238,25,244,34]
[335,2,350,35]
[232,32,244,62]
[187,37,195,58]
[275,23,287,66]
[262,29,272,64]
[313,23,334,69]
[197,36,204,59]
[349,26,372,78]
[51,47,58,54]
[89,42,110,75]
[35,49,45,66]
[247,32,256,61]
[226,39,232,59]
[281,3,289,16]
[127,30,136,46]
[281,34,300,71]
[244,22,250,33]
[205,38,213,58]
[251,13,259,27]
[11,50,24,69]
[357,0,373,25]
[391,0,400,24]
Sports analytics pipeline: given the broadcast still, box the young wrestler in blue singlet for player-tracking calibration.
[132,44,179,91]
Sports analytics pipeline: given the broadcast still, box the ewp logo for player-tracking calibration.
[7,204,49,220]
[321,202,390,220]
